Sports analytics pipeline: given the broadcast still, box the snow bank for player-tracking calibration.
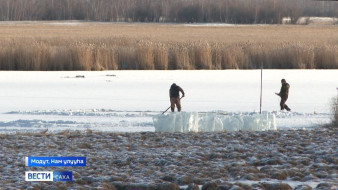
[296,17,337,25]
[153,112,277,132]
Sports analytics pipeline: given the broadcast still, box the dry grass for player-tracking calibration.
[0,22,337,70]
[324,95,338,129]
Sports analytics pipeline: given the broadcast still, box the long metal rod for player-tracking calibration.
[260,63,263,114]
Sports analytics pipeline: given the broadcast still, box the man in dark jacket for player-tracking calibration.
[276,79,291,111]
[169,83,185,112]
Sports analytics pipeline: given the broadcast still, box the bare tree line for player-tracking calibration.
[0,0,337,24]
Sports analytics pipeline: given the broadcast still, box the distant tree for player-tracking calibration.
[0,0,337,23]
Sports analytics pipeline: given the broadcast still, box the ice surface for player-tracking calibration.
[0,110,331,133]
[1,70,337,113]
[153,112,277,132]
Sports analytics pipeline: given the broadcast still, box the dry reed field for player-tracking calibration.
[0,22,337,70]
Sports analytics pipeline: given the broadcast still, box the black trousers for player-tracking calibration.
[280,97,291,111]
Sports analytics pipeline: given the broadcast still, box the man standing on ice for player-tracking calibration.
[276,79,291,111]
[169,83,185,112]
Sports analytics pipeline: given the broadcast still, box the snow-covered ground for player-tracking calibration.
[0,70,337,133]
[1,129,337,189]
[296,17,338,25]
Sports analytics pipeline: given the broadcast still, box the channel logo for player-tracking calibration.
[25,171,72,182]
[53,171,72,181]
[25,171,53,182]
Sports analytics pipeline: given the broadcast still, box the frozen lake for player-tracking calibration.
[0,70,337,132]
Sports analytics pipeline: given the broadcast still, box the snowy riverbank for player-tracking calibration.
[1,128,337,189]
